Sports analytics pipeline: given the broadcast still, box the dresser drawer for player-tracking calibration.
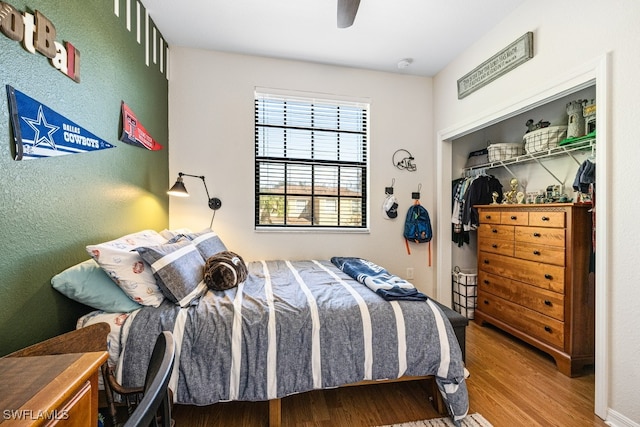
[477,292,564,348]
[477,224,514,242]
[515,242,565,266]
[500,211,528,226]
[515,226,565,247]
[479,210,502,225]
[478,252,565,293]
[478,271,564,321]
[528,210,565,228]
[478,238,514,256]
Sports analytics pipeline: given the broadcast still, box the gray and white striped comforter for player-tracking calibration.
[120,260,468,423]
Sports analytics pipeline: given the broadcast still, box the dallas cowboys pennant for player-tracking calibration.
[6,85,115,160]
[119,102,163,150]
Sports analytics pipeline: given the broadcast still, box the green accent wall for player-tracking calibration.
[0,0,169,355]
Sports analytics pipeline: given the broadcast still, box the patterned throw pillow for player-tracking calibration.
[136,239,208,307]
[159,228,193,240]
[77,310,132,369]
[86,230,167,307]
[170,228,227,259]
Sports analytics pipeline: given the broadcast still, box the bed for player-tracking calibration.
[54,229,469,426]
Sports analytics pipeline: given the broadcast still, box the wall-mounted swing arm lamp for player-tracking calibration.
[168,172,222,210]
[168,172,222,227]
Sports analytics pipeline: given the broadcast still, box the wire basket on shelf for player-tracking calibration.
[523,125,568,153]
[487,142,524,162]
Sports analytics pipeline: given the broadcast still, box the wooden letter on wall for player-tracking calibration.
[0,1,23,41]
[35,10,56,58]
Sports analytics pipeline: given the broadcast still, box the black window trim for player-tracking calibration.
[254,89,370,231]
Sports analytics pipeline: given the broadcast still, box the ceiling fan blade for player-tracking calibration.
[337,0,360,28]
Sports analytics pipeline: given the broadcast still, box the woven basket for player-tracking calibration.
[523,125,568,153]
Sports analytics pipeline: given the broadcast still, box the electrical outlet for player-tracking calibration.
[406,268,414,280]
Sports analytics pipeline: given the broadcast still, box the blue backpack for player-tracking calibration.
[403,203,433,265]
[403,203,432,244]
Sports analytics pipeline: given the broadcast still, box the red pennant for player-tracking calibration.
[120,102,163,150]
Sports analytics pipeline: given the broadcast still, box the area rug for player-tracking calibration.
[379,413,493,427]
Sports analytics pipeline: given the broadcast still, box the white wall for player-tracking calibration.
[168,49,437,294]
[433,0,640,424]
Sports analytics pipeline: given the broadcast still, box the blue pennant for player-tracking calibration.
[6,85,115,160]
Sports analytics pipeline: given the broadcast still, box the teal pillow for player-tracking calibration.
[52,259,143,313]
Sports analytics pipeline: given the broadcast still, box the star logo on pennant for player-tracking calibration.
[22,105,60,149]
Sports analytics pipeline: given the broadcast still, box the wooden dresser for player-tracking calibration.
[474,203,594,377]
[0,352,107,426]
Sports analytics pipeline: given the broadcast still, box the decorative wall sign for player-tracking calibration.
[0,1,81,82]
[6,85,115,160]
[119,102,163,150]
[457,32,534,99]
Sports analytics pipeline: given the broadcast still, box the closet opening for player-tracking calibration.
[436,53,609,419]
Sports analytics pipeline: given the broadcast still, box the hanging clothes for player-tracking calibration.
[573,158,595,193]
[451,178,469,247]
[574,158,596,276]
[451,174,503,246]
[462,174,503,229]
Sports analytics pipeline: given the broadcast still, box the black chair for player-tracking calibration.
[123,331,175,427]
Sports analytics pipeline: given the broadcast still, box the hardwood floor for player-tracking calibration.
[172,321,607,426]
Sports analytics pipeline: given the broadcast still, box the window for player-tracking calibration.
[255,91,369,229]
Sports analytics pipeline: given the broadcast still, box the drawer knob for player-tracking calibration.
[510,215,517,220]
[485,215,492,219]
[483,280,489,285]
[492,244,498,248]
[483,300,489,305]
[544,326,552,332]
[492,228,498,233]
[484,259,490,264]
[533,250,541,256]
[541,216,550,221]
[544,273,552,280]
[533,232,541,237]
[544,300,552,306]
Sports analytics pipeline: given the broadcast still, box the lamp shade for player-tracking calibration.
[167,177,189,197]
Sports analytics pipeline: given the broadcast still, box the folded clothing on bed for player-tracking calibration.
[331,257,428,301]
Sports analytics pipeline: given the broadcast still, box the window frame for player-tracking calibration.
[254,89,370,231]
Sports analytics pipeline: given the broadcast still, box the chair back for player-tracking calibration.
[123,331,175,427]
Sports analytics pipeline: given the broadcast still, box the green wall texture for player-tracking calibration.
[0,0,169,355]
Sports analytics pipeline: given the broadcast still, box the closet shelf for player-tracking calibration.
[463,137,595,184]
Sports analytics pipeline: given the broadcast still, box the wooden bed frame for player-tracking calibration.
[267,375,446,427]
[266,302,468,427]
[8,300,466,426]
[3,325,448,427]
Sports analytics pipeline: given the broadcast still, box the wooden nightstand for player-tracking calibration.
[0,351,108,426]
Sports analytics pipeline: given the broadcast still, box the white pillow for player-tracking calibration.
[86,230,167,307]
